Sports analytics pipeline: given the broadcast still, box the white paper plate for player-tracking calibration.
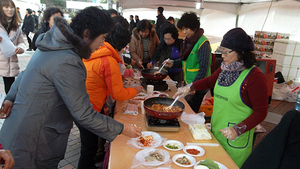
[183,145,205,157]
[135,148,170,166]
[172,154,196,168]
[163,140,184,151]
[194,160,228,169]
[132,131,162,149]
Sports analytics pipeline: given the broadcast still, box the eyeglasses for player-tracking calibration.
[215,46,234,55]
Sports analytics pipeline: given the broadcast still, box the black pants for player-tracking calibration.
[185,90,207,113]
[26,32,32,50]
[3,77,15,94]
[76,108,106,169]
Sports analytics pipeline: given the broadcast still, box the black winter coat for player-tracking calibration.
[22,14,34,34]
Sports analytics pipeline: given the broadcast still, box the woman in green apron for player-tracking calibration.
[173,28,269,168]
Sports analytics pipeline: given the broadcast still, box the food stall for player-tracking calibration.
[108,76,239,169]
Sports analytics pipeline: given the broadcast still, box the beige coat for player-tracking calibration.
[129,27,160,67]
[0,24,25,77]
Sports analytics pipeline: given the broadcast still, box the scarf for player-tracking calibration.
[179,28,204,61]
[218,61,245,86]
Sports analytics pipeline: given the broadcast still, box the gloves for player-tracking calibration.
[220,127,238,141]
[173,83,192,99]
[162,59,173,68]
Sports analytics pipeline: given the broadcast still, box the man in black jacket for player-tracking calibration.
[21,8,34,51]
[155,6,166,39]
[129,15,135,35]
[32,11,39,32]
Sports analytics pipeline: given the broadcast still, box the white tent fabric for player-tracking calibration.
[120,0,300,41]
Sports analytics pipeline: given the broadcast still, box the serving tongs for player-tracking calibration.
[163,95,180,111]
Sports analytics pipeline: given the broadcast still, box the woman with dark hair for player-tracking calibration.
[129,19,160,68]
[147,25,183,86]
[0,7,141,169]
[31,7,63,51]
[21,8,34,51]
[78,23,143,169]
[173,28,268,168]
[164,11,212,113]
[0,0,25,94]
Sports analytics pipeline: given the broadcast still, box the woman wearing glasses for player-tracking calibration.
[147,25,183,86]
[173,28,268,168]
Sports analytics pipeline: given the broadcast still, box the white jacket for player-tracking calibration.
[0,24,26,77]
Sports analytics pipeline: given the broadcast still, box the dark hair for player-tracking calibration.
[0,0,21,33]
[43,7,64,23]
[157,6,164,14]
[112,15,129,30]
[162,25,178,40]
[107,9,118,16]
[167,16,174,21]
[136,19,152,32]
[177,12,200,31]
[135,15,139,18]
[130,15,133,18]
[26,8,32,14]
[237,51,257,69]
[106,24,131,51]
[70,7,114,41]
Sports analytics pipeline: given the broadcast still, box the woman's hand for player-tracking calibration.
[220,127,238,140]
[0,100,13,119]
[173,83,192,99]
[122,123,142,138]
[135,86,143,94]
[130,59,136,66]
[14,47,24,54]
[147,62,152,68]
[0,149,15,169]
[163,59,173,68]
[138,61,144,69]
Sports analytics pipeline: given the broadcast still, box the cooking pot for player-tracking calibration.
[141,68,168,81]
[144,97,185,120]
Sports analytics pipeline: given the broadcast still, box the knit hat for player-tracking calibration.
[220,28,254,52]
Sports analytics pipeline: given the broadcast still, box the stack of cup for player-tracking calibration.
[147,85,154,98]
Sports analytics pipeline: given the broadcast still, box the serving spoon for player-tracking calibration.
[153,59,169,75]
[163,95,180,111]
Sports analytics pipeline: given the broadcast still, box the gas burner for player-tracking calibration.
[140,78,168,91]
[145,114,180,132]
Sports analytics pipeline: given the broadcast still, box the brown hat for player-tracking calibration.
[220,28,254,52]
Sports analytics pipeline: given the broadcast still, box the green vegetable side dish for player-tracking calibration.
[198,158,220,169]
[165,143,179,149]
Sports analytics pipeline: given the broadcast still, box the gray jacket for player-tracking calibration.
[0,17,123,169]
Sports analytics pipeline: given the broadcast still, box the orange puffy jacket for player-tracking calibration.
[83,42,137,112]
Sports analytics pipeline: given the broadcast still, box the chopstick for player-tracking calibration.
[186,143,219,146]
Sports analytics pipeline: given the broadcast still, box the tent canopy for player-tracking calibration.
[119,0,300,41]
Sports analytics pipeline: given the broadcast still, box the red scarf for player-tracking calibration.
[179,28,204,61]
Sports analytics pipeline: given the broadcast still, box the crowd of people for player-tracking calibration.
[0,1,272,168]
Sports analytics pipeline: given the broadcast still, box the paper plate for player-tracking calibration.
[132,131,162,149]
[172,154,196,168]
[163,140,184,151]
[183,145,205,157]
[135,148,170,166]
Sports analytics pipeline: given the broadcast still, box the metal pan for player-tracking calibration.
[141,68,168,81]
[144,97,185,120]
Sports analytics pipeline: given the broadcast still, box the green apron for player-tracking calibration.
[212,66,255,168]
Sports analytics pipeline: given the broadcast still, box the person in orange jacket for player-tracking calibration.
[76,23,143,169]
